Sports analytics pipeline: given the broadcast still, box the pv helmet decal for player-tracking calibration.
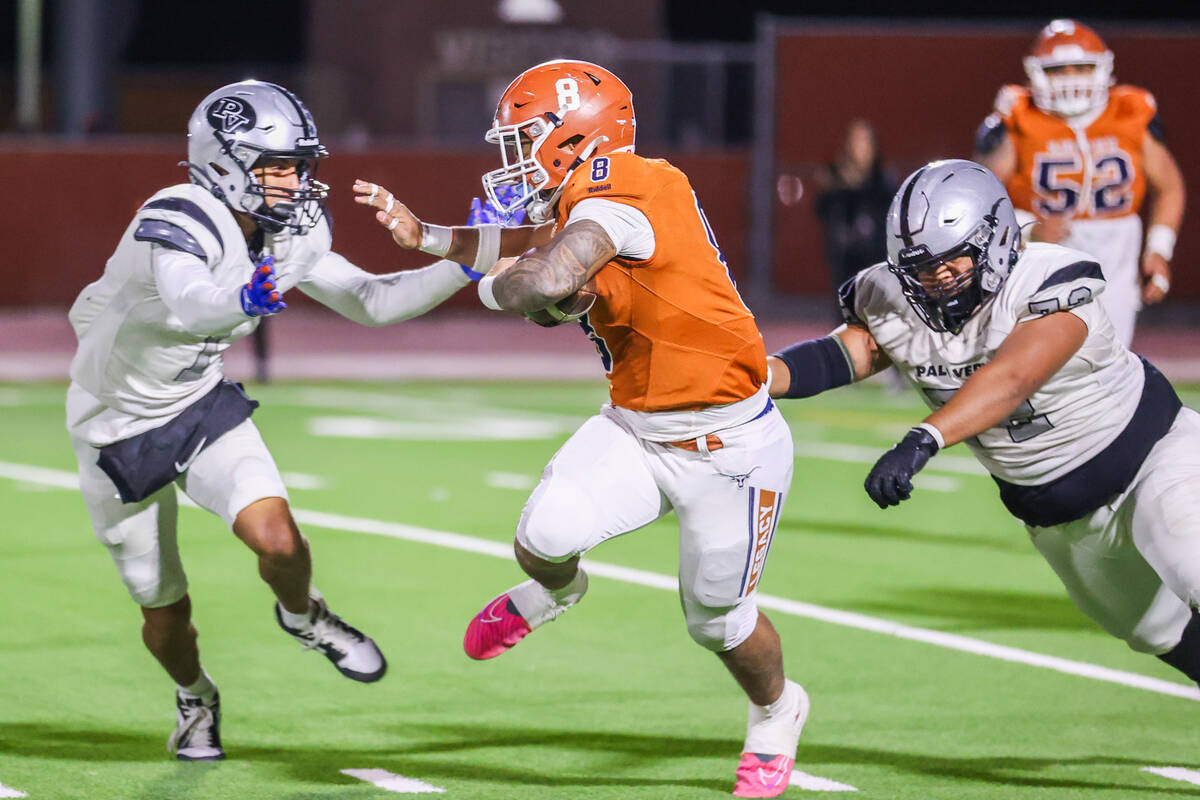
[206,97,256,134]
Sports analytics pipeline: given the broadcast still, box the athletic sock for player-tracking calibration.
[179,669,217,704]
[278,596,316,631]
[1157,609,1200,684]
[509,568,589,629]
[755,680,797,718]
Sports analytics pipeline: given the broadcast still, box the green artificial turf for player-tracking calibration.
[0,380,1197,799]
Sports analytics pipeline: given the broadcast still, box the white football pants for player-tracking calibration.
[1029,407,1200,654]
[516,402,795,652]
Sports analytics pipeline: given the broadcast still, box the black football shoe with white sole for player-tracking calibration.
[275,592,387,683]
[168,689,225,761]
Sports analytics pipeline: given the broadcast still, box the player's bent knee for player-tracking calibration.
[516,480,597,563]
[129,574,188,609]
[686,599,758,652]
[246,518,303,561]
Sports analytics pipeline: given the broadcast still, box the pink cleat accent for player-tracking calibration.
[733,753,795,798]
[463,593,533,660]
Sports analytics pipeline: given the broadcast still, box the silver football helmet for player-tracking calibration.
[885,159,1021,334]
[186,80,329,233]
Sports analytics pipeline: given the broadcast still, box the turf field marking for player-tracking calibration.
[280,471,330,490]
[1137,767,1200,786]
[3,459,1198,703]
[284,387,583,426]
[911,474,961,493]
[341,768,444,793]
[1142,766,1200,786]
[793,439,989,477]
[486,471,537,490]
[789,770,858,792]
[0,780,28,798]
[307,415,567,441]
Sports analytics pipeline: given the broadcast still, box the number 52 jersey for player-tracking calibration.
[842,242,1143,486]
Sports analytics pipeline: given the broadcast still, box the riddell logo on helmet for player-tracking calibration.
[207,97,256,134]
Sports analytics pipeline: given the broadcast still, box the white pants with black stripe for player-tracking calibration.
[516,403,794,652]
[1029,407,1200,654]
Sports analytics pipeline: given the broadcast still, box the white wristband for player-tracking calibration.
[1146,224,1176,261]
[916,422,946,450]
[419,223,453,258]
[473,224,502,275]
[478,274,503,311]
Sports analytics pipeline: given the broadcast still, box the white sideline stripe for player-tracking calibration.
[794,440,989,477]
[1142,766,1200,786]
[789,770,858,792]
[485,471,537,491]
[0,781,28,798]
[307,415,567,441]
[3,459,1198,703]
[912,474,960,493]
[280,471,331,491]
[341,768,444,794]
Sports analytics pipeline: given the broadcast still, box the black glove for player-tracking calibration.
[864,427,940,509]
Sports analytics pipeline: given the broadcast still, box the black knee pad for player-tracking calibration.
[1157,608,1200,685]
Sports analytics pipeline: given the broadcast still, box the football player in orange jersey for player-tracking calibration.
[974,19,1185,347]
[354,59,808,798]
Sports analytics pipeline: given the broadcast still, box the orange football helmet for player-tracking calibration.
[1023,19,1114,118]
[482,60,636,223]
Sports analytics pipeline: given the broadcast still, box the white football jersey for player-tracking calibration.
[848,242,1143,485]
[68,183,331,445]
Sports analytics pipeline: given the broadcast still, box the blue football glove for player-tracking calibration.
[240,255,287,317]
[459,190,528,280]
[864,427,940,508]
[472,185,527,226]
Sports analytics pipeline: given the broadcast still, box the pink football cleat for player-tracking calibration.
[463,593,532,660]
[733,753,794,798]
[733,680,810,797]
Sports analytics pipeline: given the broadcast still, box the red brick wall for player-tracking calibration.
[0,146,748,308]
[771,25,1200,301]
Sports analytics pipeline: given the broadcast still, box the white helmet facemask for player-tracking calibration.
[1024,48,1113,118]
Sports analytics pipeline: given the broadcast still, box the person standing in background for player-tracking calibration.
[974,19,1185,347]
[814,120,897,319]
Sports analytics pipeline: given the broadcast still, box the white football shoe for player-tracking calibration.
[167,688,224,761]
[275,591,387,683]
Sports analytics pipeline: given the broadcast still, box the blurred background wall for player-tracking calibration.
[0,0,1197,321]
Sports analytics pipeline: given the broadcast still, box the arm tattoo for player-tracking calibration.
[493,220,617,312]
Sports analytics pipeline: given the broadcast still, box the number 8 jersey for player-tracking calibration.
[843,242,1144,487]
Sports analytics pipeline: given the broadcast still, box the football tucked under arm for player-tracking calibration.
[522,279,597,327]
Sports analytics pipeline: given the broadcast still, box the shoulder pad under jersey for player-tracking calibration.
[136,185,231,264]
[1006,244,1107,324]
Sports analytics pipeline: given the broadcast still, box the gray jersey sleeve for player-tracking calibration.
[298,252,470,326]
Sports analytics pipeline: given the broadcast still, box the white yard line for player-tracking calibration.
[341,768,444,794]
[307,416,569,441]
[0,781,28,798]
[790,770,858,792]
[485,471,537,491]
[3,459,1197,703]
[794,440,989,477]
[1142,766,1200,787]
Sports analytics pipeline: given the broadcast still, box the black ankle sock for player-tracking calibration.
[1157,608,1200,685]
